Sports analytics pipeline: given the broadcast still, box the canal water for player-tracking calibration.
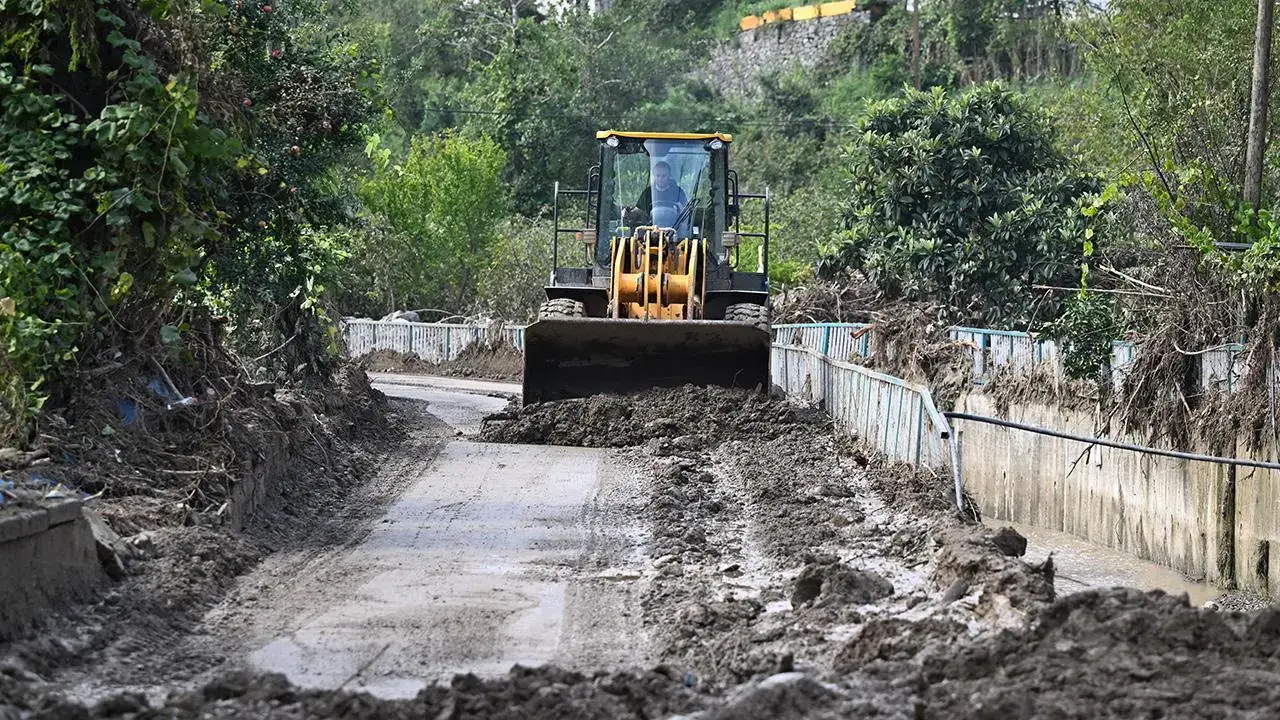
[985,519,1223,607]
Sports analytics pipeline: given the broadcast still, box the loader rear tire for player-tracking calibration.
[538,298,585,320]
[725,303,770,333]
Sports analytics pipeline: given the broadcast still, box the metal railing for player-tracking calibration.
[773,322,1249,395]
[773,322,873,362]
[771,344,963,511]
[342,319,524,364]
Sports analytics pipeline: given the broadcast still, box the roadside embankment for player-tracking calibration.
[0,363,400,690]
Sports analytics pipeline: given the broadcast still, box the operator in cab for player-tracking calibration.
[623,160,687,228]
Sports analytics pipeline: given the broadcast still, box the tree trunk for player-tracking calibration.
[1245,0,1274,211]
[911,0,920,89]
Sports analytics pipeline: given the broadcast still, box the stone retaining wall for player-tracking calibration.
[701,12,866,101]
[0,501,107,641]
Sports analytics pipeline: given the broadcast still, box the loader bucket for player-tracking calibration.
[521,318,771,405]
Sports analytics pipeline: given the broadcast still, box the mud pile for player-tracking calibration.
[358,341,522,381]
[910,588,1280,717]
[2,665,704,719]
[480,386,825,447]
[357,348,435,373]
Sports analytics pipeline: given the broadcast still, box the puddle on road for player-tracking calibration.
[984,519,1223,607]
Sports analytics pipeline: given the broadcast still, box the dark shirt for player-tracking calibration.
[637,181,687,211]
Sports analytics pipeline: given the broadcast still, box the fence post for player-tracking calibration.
[915,395,924,466]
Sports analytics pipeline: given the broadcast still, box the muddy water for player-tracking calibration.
[985,519,1222,606]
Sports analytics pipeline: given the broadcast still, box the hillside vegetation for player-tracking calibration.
[4,0,1280,436]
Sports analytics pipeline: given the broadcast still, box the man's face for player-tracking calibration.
[654,165,670,188]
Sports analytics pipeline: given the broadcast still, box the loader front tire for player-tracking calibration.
[538,298,585,320]
[725,303,770,333]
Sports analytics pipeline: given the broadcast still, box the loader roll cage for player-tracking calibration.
[550,152,771,292]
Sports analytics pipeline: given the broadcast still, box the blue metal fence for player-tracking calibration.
[773,322,1244,395]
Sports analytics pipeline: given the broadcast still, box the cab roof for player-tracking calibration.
[596,130,733,143]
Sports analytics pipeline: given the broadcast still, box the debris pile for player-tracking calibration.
[357,341,522,380]
[0,361,398,685]
[480,386,826,448]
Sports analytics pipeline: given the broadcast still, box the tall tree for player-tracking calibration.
[1245,0,1274,210]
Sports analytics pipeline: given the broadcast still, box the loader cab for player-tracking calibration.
[549,130,771,320]
[596,135,724,265]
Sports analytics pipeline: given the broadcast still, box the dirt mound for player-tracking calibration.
[916,588,1280,717]
[357,341,522,381]
[445,339,523,380]
[479,386,826,448]
[791,560,894,609]
[357,348,434,373]
[3,665,705,719]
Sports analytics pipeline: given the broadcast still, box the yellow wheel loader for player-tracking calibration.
[522,130,773,404]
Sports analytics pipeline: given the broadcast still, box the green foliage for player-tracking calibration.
[1041,200,1120,381]
[1081,0,1254,182]
[359,131,507,312]
[473,216,554,322]
[1,1,234,436]
[1042,289,1118,381]
[1,0,380,438]
[819,83,1101,328]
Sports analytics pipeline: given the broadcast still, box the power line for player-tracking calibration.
[421,105,863,130]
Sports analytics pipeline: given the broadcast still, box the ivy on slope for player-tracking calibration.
[0,0,377,443]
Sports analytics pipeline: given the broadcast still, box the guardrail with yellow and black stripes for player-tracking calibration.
[738,0,860,31]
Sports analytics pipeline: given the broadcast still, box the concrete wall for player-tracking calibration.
[0,502,107,641]
[958,394,1280,596]
[1233,435,1280,595]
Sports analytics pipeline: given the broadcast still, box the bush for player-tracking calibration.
[473,217,555,323]
[819,83,1100,328]
[359,131,507,314]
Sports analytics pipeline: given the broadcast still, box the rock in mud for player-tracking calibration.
[83,508,127,580]
[706,672,841,719]
[931,526,1053,615]
[990,526,1027,557]
[791,561,893,608]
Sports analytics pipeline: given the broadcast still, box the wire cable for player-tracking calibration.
[944,411,1280,471]
[421,105,863,130]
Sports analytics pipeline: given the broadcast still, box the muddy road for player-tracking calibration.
[8,377,1280,719]
[231,439,653,696]
[54,379,655,702]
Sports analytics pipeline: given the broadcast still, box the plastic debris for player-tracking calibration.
[147,377,182,404]
[115,398,139,425]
